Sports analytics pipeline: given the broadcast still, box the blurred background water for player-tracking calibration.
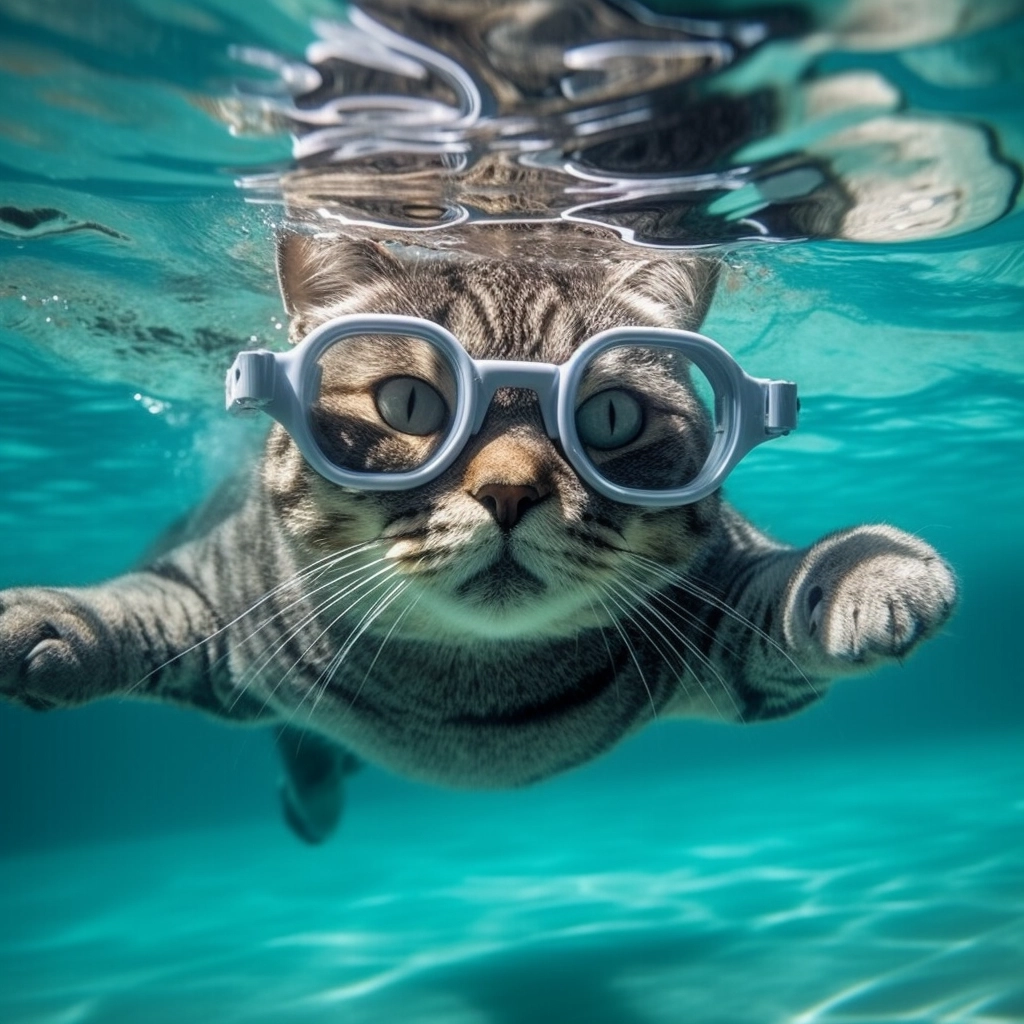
[0,1,1022,1021]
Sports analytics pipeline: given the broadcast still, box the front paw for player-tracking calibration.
[787,526,957,669]
[0,588,105,709]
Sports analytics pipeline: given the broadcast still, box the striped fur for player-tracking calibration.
[0,239,956,842]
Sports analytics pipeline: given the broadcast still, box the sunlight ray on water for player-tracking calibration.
[0,738,1021,1023]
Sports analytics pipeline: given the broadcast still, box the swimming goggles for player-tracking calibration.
[225,313,797,507]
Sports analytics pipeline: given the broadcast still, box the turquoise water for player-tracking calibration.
[1,2,1022,1021]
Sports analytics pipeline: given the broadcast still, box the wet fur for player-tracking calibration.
[0,238,956,844]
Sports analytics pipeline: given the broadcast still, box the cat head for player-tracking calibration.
[264,233,721,641]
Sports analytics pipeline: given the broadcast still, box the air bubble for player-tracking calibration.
[133,393,171,415]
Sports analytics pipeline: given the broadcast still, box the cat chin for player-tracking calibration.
[382,525,631,640]
[454,551,545,601]
[402,583,608,642]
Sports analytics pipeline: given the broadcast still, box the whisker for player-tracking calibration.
[222,562,398,717]
[585,597,621,705]
[593,585,658,719]
[627,552,816,693]
[338,583,421,718]
[604,574,738,719]
[327,580,407,687]
[602,579,701,708]
[293,571,406,717]
[615,560,735,651]
[127,540,383,697]
[642,584,781,694]
[238,563,401,716]
[223,554,394,694]
[629,552,776,646]
[278,572,403,724]
[305,576,411,716]
[615,562,744,668]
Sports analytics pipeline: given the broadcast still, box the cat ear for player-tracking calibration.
[276,233,405,341]
[608,257,720,330]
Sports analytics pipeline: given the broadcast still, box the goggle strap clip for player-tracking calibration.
[226,350,277,416]
[763,380,798,436]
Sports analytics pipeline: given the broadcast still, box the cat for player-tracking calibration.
[0,233,956,843]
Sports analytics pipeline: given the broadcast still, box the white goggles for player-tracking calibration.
[226,314,797,507]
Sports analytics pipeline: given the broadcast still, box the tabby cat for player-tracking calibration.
[0,236,956,843]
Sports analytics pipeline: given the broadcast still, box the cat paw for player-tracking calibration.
[275,726,356,845]
[787,526,957,669]
[0,588,104,709]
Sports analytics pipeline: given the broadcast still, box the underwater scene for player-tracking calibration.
[0,0,1022,1021]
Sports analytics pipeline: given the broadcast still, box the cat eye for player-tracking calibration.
[375,376,448,435]
[575,388,644,449]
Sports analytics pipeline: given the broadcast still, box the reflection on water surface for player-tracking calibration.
[0,0,1021,390]
[216,0,1020,250]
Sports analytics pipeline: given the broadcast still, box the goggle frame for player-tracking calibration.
[226,313,797,507]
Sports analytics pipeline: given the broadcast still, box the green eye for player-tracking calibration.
[576,388,644,450]
[375,377,447,435]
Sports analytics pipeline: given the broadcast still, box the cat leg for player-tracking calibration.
[275,725,360,844]
[0,571,264,721]
[673,520,957,721]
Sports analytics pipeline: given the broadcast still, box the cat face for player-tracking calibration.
[263,235,721,640]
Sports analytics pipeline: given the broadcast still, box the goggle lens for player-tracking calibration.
[310,332,460,475]
[574,343,715,492]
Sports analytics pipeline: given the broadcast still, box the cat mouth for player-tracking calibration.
[455,547,545,603]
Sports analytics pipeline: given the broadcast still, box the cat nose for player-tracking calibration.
[472,482,548,530]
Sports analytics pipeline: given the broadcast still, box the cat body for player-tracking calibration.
[0,238,956,842]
